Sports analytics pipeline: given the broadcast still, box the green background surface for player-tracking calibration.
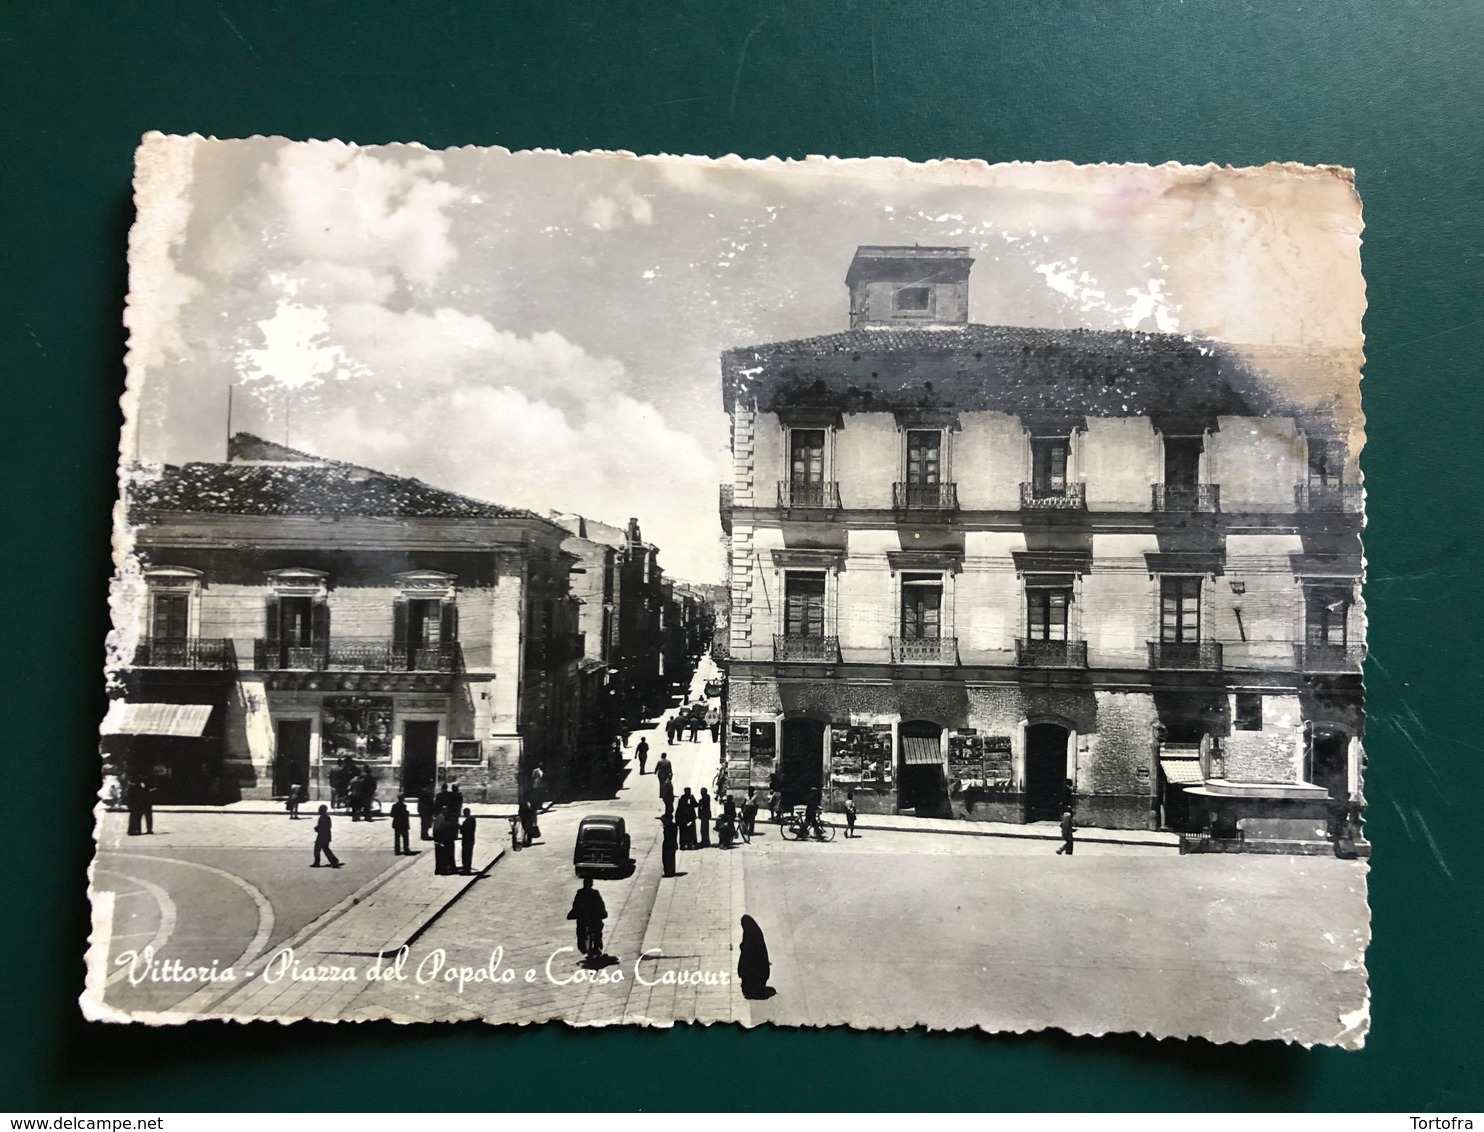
[2,0,1480,1112]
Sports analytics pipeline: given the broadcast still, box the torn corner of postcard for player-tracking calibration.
[88,138,1368,1045]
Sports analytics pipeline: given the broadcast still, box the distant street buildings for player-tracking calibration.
[107,434,721,806]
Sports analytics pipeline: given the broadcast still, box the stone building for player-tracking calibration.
[718,245,1365,853]
[109,434,583,804]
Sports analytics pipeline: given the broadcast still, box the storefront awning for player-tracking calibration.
[102,702,212,737]
[901,735,942,765]
[1159,757,1204,786]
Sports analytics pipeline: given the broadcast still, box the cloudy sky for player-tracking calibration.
[124,140,1364,582]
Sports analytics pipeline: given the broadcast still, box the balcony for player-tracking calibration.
[1147,640,1223,671]
[893,481,959,514]
[1015,638,1088,668]
[1295,641,1365,673]
[132,637,237,669]
[1019,481,1086,510]
[719,483,734,534]
[773,634,840,663]
[891,636,959,665]
[252,638,461,673]
[1151,484,1220,513]
[777,480,840,514]
[1295,482,1362,513]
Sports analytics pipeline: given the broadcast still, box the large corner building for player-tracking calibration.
[719,245,1366,854]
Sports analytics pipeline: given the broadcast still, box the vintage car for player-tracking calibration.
[573,814,632,877]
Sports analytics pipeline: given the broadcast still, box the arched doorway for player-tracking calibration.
[779,718,825,809]
[898,720,949,816]
[1024,722,1070,822]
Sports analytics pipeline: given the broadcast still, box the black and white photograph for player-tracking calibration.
[86,139,1368,1044]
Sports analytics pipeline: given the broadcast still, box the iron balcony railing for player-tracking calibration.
[1294,482,1363,513]
[1015,638,1088,668]
[718,483,734,534]
[1151,483,1221,513]
[891,636,959,665]
[893,481,959,512]
[1019,481,1087,510]
[773,634,840,663]
[1147,639,1223,671]
[1294,641,1365,673]
[777,480,841,511]
[132,637,237,669]
[252,638,461,672]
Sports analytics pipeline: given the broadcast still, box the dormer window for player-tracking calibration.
[894,286,931,313]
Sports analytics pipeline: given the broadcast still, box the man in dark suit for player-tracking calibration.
[459,807,477,874]
[417,788,435,840]
[390,794,412,855]
[312,805,342,868]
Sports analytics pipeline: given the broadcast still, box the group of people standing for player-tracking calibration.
[306,776,478,875]
[663,702,720,745]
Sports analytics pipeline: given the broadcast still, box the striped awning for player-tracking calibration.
[901,735,942,765]
[1159,757,1204,786]
[102,702,212,737]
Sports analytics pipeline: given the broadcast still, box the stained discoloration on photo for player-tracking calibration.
[87,138,1368,1044]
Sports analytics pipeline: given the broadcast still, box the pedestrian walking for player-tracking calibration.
[1057,808,1075,856]
[432,810,457,875]
[635,737,649,775]
[654,752,674,818]
[688,712,702,742]
[351,769,376,821]
[737,915,771,999]
[417,788,435,840]
[311,805,342,868]
[286,782,305,820]
[126,777,146,836]
[665,716,677,745]
[718,793,737,849]
[677,787,697,850]
[742,787,759,839]
[706,705,721,744]
[767,788,782,823]
[661,816,678,877]
[460,807,477,873]
[567,877,608,960]
[844,789,858,838]
[519,798,540,846]
[698,788,712,848]
[390,794,412,855]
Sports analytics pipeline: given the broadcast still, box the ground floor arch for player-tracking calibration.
[1024,721,1071,822]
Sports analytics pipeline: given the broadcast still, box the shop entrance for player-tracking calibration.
[778,718,825,809]
[1308,727,1350,801]
[402,721,439,798]
[273,719,312,797]
[898,720,949,816]
[1024,722,1070,822]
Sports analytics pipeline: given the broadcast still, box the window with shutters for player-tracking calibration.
[1026,586,1071,642]
[151,593,190,641]
[783,574,826,638]
[280,596,316,646]
[905,430,942,485]
[1305,585,1352,646]
[900,574,943,640]
[1031,436,1070,494]
[1308,438,1347,489]
[789,429,825,485]
[1160,577,1202,643]
[406,599,442,647]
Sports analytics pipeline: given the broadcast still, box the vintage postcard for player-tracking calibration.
[85,137,1369,1043]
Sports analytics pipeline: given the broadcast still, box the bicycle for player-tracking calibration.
[782,807,835,842]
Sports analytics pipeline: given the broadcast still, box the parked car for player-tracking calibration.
[573,814,631,877]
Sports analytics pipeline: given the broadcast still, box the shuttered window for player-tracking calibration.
[901,574,943,640]
[1306,586,1351,646]
[151,593,189,641]
[1160,577,1201,644]
[1032,437,1069,492]
[1026,587,1070,641]
[906,431,941,485]
[784,574,826,638]
[789,430,825,485]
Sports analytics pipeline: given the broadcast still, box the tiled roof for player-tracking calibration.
[721,323,1294,418]
[128,459,544,520]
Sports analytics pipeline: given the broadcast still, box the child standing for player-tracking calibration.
[844,789,858,838]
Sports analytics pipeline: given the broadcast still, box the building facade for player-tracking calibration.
[719,246,1365,853]
[110,435,583,805]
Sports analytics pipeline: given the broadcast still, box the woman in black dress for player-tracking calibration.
[737,915,771,999]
